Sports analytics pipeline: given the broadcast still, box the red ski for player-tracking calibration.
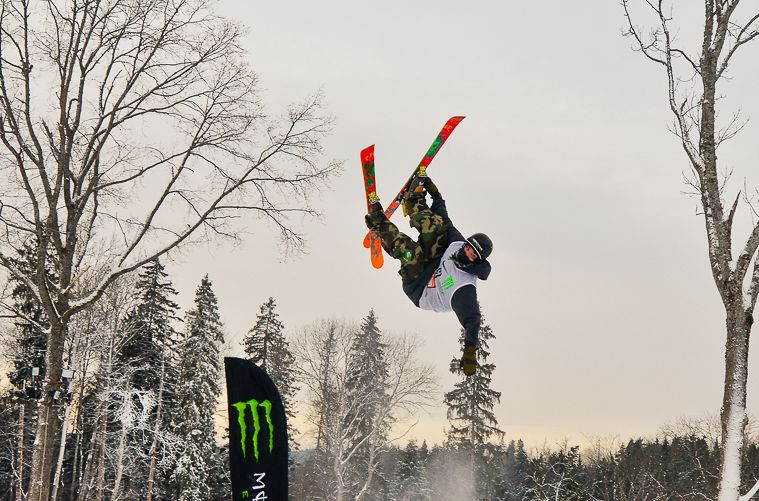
[362,116,465,269]
[360,145,384,268]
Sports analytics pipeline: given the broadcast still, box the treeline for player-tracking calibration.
[294,432,759,500]
[2,258,759,500]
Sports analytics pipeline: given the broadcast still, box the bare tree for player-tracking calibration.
[525,442,602,501]
[0,0,338,498]
[622,2,759,500]
[63,272,138,501]
[293,320,438,501]
[101,371,180,501]
[65,271,137,501]
[76,277,140,501]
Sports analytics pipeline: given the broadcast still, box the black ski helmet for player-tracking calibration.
[466,233,493,261]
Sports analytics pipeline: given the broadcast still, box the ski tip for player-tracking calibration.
[360,145,375,165]
[371,253,384,269]
[370,236,383,268]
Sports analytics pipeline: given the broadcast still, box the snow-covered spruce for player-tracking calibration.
[242,296,300,461]
[170,276,224,501]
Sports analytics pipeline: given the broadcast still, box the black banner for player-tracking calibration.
[225,357,288,501]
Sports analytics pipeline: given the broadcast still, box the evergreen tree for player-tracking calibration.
[115,258,180,391]
[111,258,181,497]
[0,396,14,491]
[397,440,420,482]
[477,441,511,501]
[444,315,503,450]
[343,309,390,497]
[242,297,300,458]
[171,275,224,501]
[205,443,232,501]
[394,440,432,501]
[419,440,430,463]
[489,440,528,501]
[243,297,283,372]
[1,242,54,499]
[444,312,503,499]
[528,445,584,500]
[7,242,50,392]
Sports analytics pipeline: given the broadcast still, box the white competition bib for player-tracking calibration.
[418,242,477,312]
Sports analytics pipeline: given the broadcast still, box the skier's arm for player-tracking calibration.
[451,285,481,347]
[430,196,465,243]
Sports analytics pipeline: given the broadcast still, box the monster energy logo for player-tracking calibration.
[442,276,455,290]
[241,473,266,500]
[232,399,274,462]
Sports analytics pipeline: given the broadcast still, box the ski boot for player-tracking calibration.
[402,166,428,216]
[365,194,385,230]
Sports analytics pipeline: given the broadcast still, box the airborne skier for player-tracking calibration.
[364,174,492,376]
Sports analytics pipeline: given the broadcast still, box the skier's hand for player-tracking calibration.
[460,346,477,376]
[424,177,441,199]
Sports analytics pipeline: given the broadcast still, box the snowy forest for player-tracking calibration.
[2,259,759,501]
[2,0,759,499]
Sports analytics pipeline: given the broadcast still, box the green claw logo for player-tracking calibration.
[232,399,274,462]
[426,135,444,158]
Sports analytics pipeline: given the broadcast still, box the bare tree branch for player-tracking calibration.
[0,1,340,497]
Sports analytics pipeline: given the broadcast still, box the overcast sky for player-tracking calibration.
[157,1,759,449]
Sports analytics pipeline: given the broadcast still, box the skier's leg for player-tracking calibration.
[365,209,424,281]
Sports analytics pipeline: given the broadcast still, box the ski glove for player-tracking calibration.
[460,345,477,376]
[424,177,441,199]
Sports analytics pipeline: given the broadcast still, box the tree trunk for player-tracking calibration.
[15,403,26,501]
[91,336,116,501]
[50,404,72,500]
[77,430,94,501]
[69,415,84,501]
[354,436,377,501]
[717,310,751,501]
[145,358,166,501]
[111,419,129,501]
[28,321,66,501]
[334,454,344,501]
[93,416,108,501]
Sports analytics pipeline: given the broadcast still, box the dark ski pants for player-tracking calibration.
[366,193,448,282]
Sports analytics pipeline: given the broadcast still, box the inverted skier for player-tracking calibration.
[364,173,492,376]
